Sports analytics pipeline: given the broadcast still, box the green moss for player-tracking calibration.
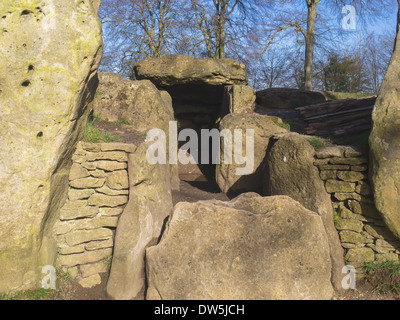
[83,120,122,143]
[304,136,330,150]
[279,122,291,131]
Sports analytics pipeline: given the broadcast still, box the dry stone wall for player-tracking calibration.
[54,142,136,288]
[314,146,400,275]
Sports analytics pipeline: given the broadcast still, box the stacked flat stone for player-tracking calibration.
[314,146,400,276]
[55,142,136,288]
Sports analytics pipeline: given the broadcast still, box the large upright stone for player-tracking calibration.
[106,142,173,300]
[146,193,334,300]
[215,113,287,196]
[369,5,400,239]
[263,133,345,293]
[0,1,102,292]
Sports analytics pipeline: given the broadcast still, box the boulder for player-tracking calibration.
[146,193,334,300]
[263,133,345,293]
[215,113,287,196]
[256,88,327,109]
[93,72,180,190]
[106,142,173,300]
[369,10,400,240]
[0,0,102,292]
[134,54,248,87]
[93,72,174,135]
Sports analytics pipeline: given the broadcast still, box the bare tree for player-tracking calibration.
[191,0,259,59]
[100,0,186,77]
[259,0,394,90]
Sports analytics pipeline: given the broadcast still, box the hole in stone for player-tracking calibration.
[22,43,27,47]
[21,80,31,87]
[37,131,43,138]
[21,10,33,16]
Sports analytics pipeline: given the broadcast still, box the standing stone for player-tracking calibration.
[369,3,400,239]
[263,133,345,293]
[0,1,102,292]
[215,113,287,196]
[106,142,173,300]
[221,85,256,114]
[146,193,334,300]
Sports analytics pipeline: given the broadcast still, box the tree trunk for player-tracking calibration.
[304,0,318,90]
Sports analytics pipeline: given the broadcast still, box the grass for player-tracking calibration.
[84,119,122,143]
[363,260,400,298]
[304,136,331,150]
[0,266,73,300]
[279,122,291,131]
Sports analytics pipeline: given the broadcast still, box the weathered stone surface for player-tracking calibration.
[58,248,112,268]
[340,231,371,244]
[320,170,337,180]
[87,194,128,208]
[59,205,99,221]
[96,185,129,196]
[134,55,248,87]
[69,177,105,189]
[345,248,375,267]
[333,193,361,202]
[106,170,129,190]
[216,113,287,195]
[69,164,90,181]
[337,171,366,182]
[99,207,125,217]
[263,132,345,293]
[78,274,102,289]
[222,85,256,114]
[146,193,334,300]
[96,161,128,171]
[335,218,364,232]
[68,188,96,201]
[325,180,356,193]
[85,238,114,251]
[80,261,109,278]
[55,216,119,234]
[85,151,128,163]
[315,147,344,159]
[0,0,102,292]
[107,142,173,300]
[100,143,137,153]
[375,253,399,263]
[64,228,113,247]
[256,88,327,109]
[89,170,107,179]
[93,72,174,135]
[329,157,368,165]
[369,15,400,239]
